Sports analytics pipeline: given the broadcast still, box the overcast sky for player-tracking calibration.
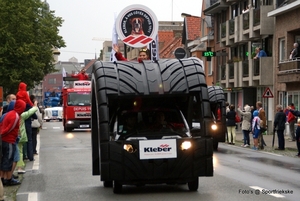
[46,0,203,62]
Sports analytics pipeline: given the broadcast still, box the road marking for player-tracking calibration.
[249,186,285,198]
[262,152,282,157]
[53,127,61,129]
[28,192,38,201]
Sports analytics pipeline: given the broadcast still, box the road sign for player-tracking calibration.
[174,48,186,59]
[262,87,273,98]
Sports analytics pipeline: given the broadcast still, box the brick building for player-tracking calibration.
[268,0,300,110]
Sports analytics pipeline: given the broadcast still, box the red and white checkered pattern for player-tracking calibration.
[123,35,153,47]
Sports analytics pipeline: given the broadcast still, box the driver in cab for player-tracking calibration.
[121,113,138,135]
[150,112,172,130]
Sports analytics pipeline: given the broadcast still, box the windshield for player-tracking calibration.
[67,92,91,106]
[114,108,190,140]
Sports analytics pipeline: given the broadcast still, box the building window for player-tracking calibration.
[108,46,112,52]
[279,38,285,62]
[48,78,56,84]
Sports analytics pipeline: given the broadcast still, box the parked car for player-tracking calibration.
[43,107,63,122]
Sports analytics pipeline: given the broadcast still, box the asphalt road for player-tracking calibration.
[14,121,300,201]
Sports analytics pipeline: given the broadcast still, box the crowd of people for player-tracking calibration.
[226,100,300,156]
[0,82,43,200]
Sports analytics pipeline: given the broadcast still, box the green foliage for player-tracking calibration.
[0,0,66,95]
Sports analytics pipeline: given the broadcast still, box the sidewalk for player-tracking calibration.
[234,130,299,157]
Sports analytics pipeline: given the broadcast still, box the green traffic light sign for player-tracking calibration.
[202,49,216,61]
[202,51,216,57]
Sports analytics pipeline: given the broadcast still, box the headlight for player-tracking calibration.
[67,121,74,124]
[211,124,217,130]
[180,141,192,150]
[123,144,135,153]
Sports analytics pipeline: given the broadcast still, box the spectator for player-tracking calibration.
[252,110,260,150]
[113,44,150,63]
[0,94,16,117]
[225,102,230,114]
[289,43,299,60]
[20,101,37,162]
[0,100,26,186]
[30,95,43,156]
[256,101,267,149]
[287,103,296,141]
[237,105,252,147]
[253,47,267,59]
[0,100,20,187]
[274,105,286,150]
[16,82,33,107]
[295,119,300,157]
[226,104,237,145]
[17,100,38,174]
[71,69,89,80]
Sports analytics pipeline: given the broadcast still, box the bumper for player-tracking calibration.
[65,119,91,129]
[99,138,213,184]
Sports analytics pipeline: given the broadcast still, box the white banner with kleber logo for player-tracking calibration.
[139,139,177,160]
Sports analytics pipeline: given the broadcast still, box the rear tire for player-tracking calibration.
[113,181,122,194]
[65,127,72,132]
[188,178,199,191]
[103,181,113,188]
[213,140,219,151]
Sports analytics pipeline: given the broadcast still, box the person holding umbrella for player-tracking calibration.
[274,105,286,150]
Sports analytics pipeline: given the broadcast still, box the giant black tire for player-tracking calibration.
[213,140,219,151]
[207,86,225,103]
[208,86,226,144]
[113,181,122,194]
[187,178,199,191]
[103,181,113,188]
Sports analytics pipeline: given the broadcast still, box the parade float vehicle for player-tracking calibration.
[207,86,226,150]
[62,78,91,132]
[91,58,217,193]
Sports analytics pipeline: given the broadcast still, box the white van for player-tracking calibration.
[43,107,63,122]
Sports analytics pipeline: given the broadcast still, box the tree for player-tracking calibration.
[0,0,66,95]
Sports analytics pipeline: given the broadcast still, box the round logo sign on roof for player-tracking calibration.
[174,48,186,59]
[116,4,158,48]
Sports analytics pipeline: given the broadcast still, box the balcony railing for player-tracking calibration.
[242,60,249,77]
[253,59,260,76]
[278,59,300,72]
[253,8,260,26]
[243,12,249,30]
[229,63,234,79]
[229,19,234,35]
[221,22,226,38]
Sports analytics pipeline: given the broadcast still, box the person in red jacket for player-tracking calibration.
[112,44,150,63]
[16,82,33,107]
[287,103,296,141]
[71,69,89,80]
[0,99,26,186]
